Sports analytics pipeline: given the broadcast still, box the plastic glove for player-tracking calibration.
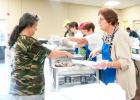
[95,60,109,70]
[89,50,98,59]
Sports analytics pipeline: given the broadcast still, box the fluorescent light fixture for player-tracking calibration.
[104,1,120,7]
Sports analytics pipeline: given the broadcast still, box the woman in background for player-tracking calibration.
[66,22,103,60]
[64,22,74,37]
[8,13,72,100]
[90,8,136,100]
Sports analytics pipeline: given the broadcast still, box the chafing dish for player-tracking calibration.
[47,37,99,89]
[50,59,99,89]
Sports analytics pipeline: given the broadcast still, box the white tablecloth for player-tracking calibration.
[44,59,126,100]
[45,83,126,100]
[132,54,140,61]
[0,83,125,100]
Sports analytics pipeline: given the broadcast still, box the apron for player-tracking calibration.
[74,48,78,54]
[100,42,116,84]
[85,45,96,61]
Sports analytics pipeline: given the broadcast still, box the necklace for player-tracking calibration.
[102,25,119,53]
[102,25,119,46]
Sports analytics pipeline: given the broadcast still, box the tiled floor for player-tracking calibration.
[0,63,11,100]
[0,59,55,100]
[0,63,11,94]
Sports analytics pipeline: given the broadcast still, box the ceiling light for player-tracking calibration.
[104,1,120,7]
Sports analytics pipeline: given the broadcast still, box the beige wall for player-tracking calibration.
[6,0,69,38]
[0,0,8,35]
[5,0,102,38]
[1,0,140,38]
[120,5,140,29]
[8,0,22,34]
[0,0,8,19]
[22,0,68,38]
[67,4,100,32]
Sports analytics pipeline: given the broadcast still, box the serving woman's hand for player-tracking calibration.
[95,60,109,69]
[89,50,97,58]
[89,49,101,59]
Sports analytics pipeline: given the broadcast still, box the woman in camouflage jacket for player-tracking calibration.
[8,13,72,100]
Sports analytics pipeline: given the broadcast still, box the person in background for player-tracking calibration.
[126,27,140,39]
[66,22,103,60]
[69,21,83,38]
[78,22,89,59]
[78,22,86,37]
[80,22,103,60]
[90,8,136,100]
[8,13,72,100]
[69,21,83,54]
[64,22,74,37]
[0,30,6,63]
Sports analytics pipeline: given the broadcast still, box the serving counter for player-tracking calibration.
[44,58,126,100]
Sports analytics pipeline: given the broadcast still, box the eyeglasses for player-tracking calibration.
[99,17,105,21]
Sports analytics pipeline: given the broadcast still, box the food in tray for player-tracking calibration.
[72,60,98,68]
[55,61,74,67]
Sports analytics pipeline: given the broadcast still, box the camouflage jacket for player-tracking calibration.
[10,35,51,95]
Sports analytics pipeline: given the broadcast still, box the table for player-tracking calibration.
[44,59,126,100]
[45,83,126,100]
[52,65,99,89]
[132,54,140,61]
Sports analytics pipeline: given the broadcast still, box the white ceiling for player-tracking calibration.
[49,0,140,9]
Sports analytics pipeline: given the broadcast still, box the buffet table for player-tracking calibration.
[132,54,140,77]
[131,45,140,61]
[131,45,140,77]
[45,83,126,100]
[44,59,126,100]
[51,60,99,89]
[132,54,140,61]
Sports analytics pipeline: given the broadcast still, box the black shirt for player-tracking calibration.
[129,30,139,38]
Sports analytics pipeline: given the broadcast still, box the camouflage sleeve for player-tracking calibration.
[28,41,51,63]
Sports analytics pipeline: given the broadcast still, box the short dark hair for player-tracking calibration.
[126,27,131,30]
[65,23,70,27]
[69,21,78,30]
[81,22,95,32]
[98,8,118,26]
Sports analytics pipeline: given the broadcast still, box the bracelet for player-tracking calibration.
[108,62,111,68]
[107,62,113,68]
[111,62,114,67]
[106,61,110,68]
